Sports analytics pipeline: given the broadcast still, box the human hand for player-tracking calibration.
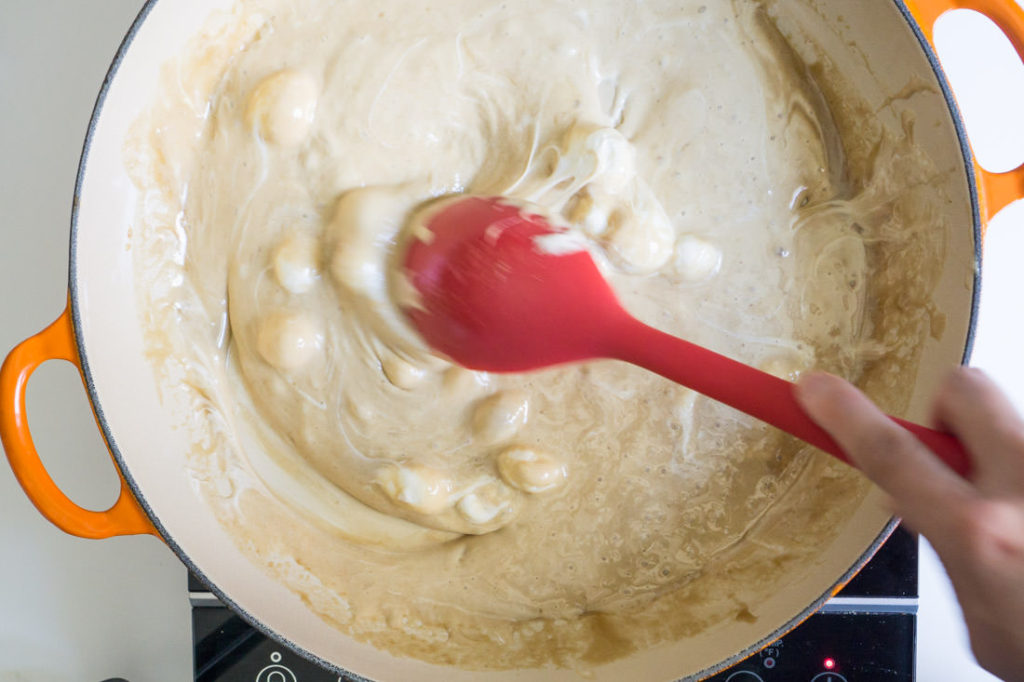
[796,367,1024,682]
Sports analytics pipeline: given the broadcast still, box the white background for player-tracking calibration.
[1,2,1022,681]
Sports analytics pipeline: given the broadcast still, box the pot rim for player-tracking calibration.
[64,1,982,680]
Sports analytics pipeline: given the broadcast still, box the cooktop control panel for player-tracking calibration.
[192,608,914,682]
[705,612,915,681]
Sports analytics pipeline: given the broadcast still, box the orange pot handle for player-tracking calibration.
[905,0,1024,222]
[0,303,158,539]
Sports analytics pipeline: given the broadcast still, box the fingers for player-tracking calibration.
[795,371,973,538]
[932,368,1024,492]
[796,369,1024,682]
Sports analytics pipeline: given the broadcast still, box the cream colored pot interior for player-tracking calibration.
[71,0,976,679]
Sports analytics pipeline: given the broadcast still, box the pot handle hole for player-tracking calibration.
[0,303,158,539]
[907,0,1024,221]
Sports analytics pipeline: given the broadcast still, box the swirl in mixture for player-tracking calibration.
[129,0,949,669]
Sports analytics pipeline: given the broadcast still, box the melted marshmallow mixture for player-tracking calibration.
[129,0,949,670]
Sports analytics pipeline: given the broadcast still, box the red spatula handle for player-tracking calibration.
[609,317,972,478]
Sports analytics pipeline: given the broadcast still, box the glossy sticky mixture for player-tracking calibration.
[128,0,948,670]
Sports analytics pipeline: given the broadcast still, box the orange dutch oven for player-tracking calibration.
[2,0,1023,680]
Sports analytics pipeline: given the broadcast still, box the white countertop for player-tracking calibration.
[1,2,1021,681]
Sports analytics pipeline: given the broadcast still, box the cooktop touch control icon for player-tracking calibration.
[255,651,298,682]
[724,672,765,681]
[811,673,848,682]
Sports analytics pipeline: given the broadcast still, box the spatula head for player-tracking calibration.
[402,196,625,371]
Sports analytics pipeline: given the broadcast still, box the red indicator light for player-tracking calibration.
[824,658,836,670]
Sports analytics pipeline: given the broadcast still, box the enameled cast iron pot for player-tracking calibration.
[2,0,1023,679]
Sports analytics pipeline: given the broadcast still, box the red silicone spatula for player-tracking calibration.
[402,195,971,478]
